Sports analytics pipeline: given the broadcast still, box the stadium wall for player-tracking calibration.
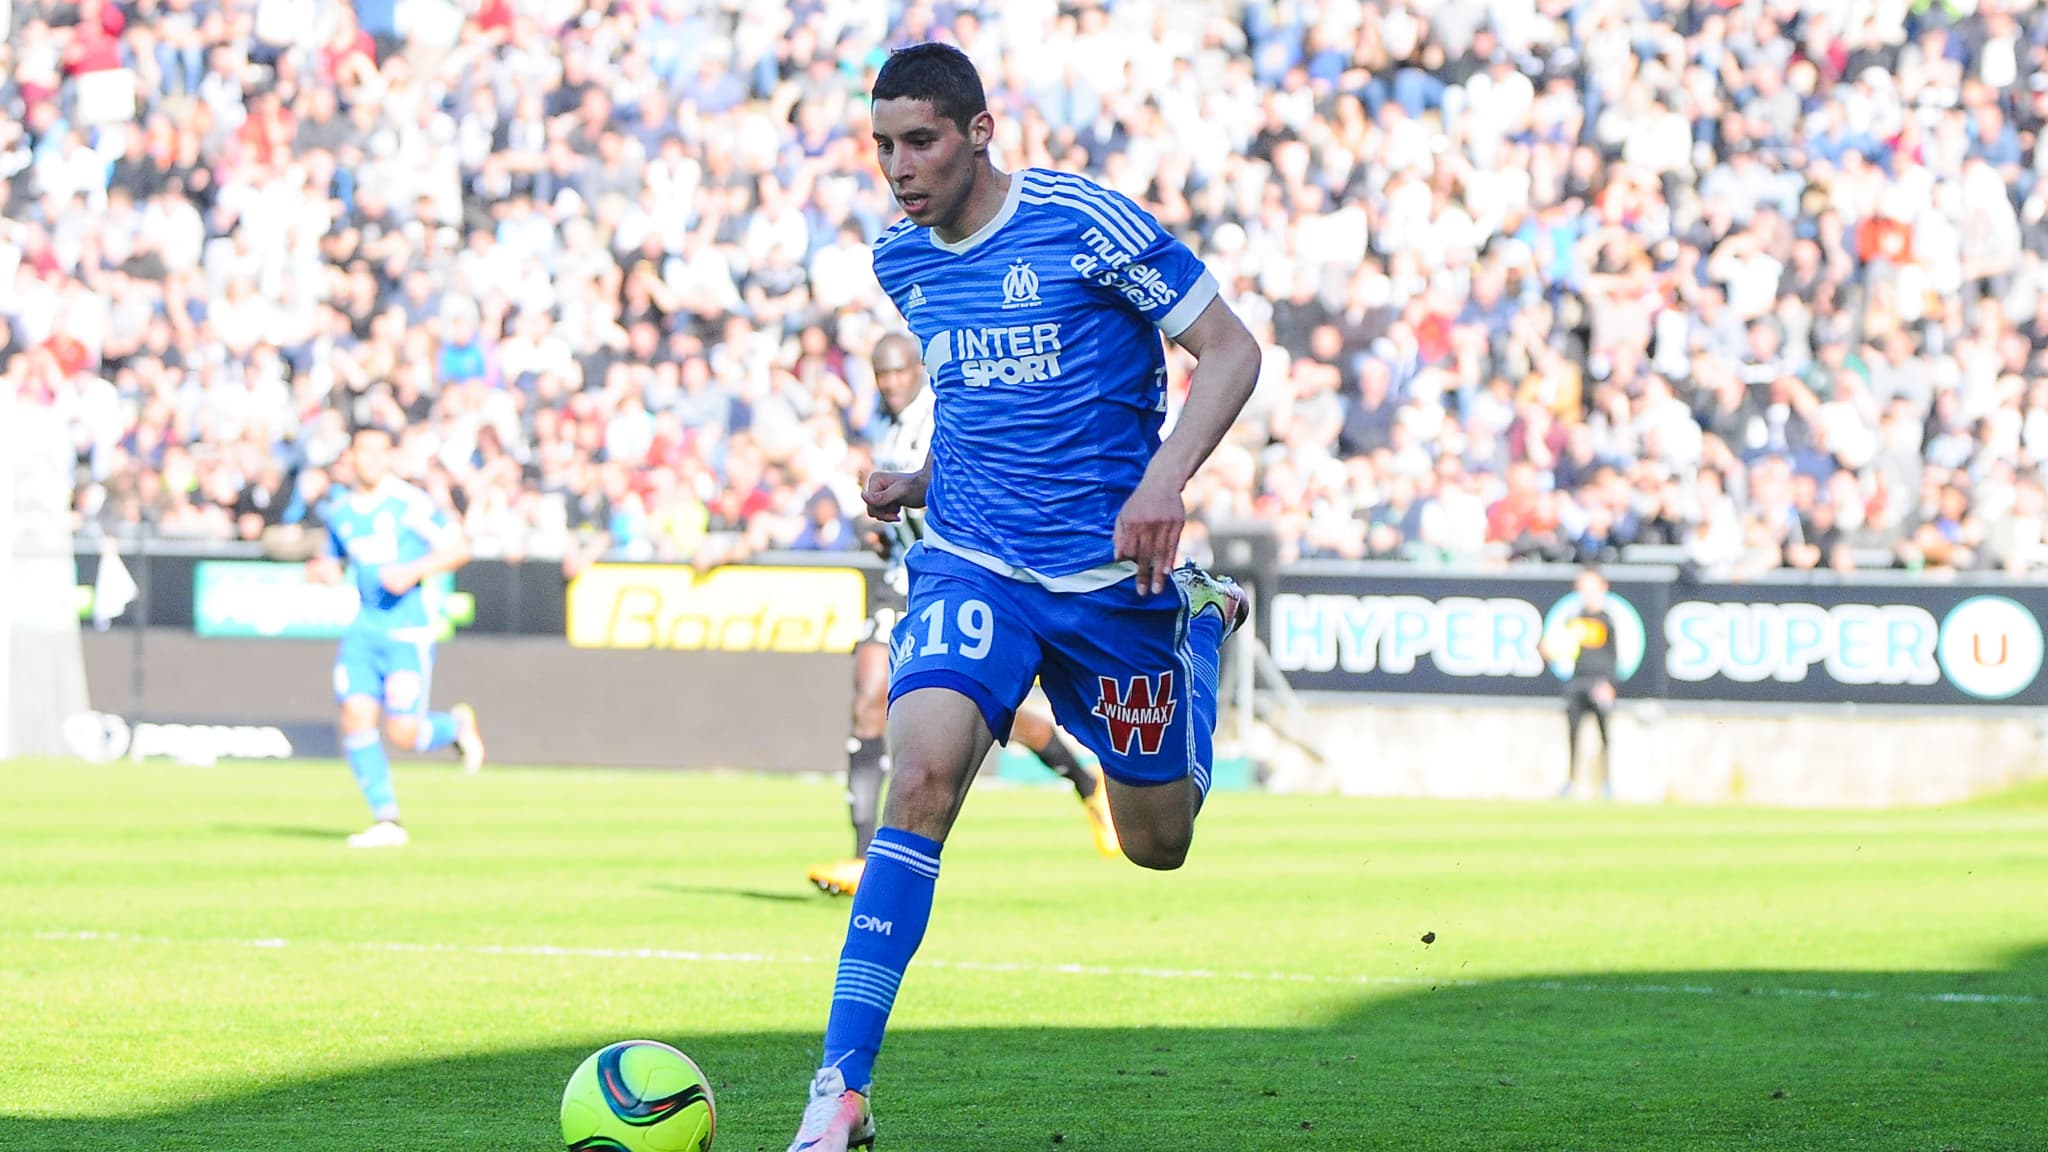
[1268,697,2048,808]
[61,541,2048,803]
[77,630,850,772]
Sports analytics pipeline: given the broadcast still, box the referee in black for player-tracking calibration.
[1547,566,1619,798]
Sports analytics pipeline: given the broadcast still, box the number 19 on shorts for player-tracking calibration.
[920,599,993,658]
[893,598,995,670]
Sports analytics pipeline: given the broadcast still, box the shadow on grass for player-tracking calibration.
[4,952,2042,1152]
[209,824,354,842]
[648,882,824,907]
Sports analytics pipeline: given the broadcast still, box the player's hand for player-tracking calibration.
[1593,681,1616,708]
[306,557,343,585]
[863,469,927,523]
[379,563,422,596]
[857,519,894,559]
[1115,476,1186,596]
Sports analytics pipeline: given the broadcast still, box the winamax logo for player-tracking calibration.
[1092,672,1177,755]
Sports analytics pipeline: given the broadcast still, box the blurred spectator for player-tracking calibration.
[788,487,857,553]
[9,0,2048,583]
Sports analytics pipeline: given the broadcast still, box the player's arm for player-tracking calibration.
[379,500,472,595]
[306,523,345,584]
[1118,297,1259,594]
[382,525,471,595]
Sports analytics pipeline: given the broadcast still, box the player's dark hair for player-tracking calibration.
[872,42,988,135]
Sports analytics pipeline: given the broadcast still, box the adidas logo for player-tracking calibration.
[904,284,926,312]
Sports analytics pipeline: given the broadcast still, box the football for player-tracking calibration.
[560,1040,716,1152]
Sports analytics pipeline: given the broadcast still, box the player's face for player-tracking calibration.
[873,341,925,415]
[351,431,394,489]
[872,98,990,232]
[1577,573,1607,609]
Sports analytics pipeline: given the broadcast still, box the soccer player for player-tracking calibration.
[308,427,485,848]
[786,45,1258,1151]
[1543,565,1619,798]
[807,334,1119,898]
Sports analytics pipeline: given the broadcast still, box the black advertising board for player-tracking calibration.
[1270,570,2048,706]
[1657,581,2048,706]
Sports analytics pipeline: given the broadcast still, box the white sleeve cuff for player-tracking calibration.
[1154,270,1221,338]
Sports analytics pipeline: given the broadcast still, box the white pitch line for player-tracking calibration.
[20,930,2042,1007]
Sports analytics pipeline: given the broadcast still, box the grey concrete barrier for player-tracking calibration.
[79,630,851,772]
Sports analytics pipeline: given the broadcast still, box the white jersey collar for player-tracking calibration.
[349,474,404,510]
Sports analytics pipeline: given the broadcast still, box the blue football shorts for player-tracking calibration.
[885,544,1223,789]
[332,629,435,716]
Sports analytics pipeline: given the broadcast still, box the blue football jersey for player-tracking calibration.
[324,478,451,637]
[871,168,1219,587]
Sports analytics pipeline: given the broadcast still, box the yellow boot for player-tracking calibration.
[806,857,866,897]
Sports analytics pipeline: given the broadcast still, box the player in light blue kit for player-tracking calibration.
[786,45,1260,1151]
[309,427,484,848]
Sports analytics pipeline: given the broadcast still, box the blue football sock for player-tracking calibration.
[820,826,942,1093]
[414,711,459,753]
[344,729,399,823]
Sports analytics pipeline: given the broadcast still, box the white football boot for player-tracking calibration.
[346,820,410,848]
[452,703,486,775]
[787,1067,875,1151]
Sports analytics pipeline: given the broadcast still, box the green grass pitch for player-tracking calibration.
[2,757,2045,1151]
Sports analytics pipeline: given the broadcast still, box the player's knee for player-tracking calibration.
[1123,830,1191,871]
[879,749,970,836]
[339,698,380,733]
[887,750,961,801]
[1117,812,1194,870]
[383,716,419,748]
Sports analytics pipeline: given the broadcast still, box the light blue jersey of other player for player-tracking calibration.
[326,476,449,643]
[871,167,1219,587]
[317,425,481,846]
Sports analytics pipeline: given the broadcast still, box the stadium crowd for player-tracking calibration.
[10,0,2048,577]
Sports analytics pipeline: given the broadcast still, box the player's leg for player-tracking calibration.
[382,638,479,770]
[1038,566,1245,871]
[1012,704,1118,857]
[1562,686,1591,798]
[335,633,405,847]
[849,641,891,853]
[808,639,892,896]
[1590,685,1615,798]
[1011,707,1094,797]
[795,688,990,1150]
[791,551,1038,1152]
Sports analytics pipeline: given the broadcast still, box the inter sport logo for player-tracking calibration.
[923,324,1067,388]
